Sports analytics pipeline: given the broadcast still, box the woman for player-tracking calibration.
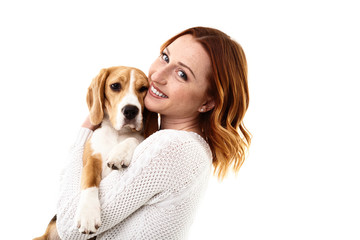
[56,27,251,239]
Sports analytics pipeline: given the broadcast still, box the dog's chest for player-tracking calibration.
[91,127,129,177]
[90,126,130,159]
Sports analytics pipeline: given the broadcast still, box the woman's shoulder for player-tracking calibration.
[135,129,212,164]
[146,129,210,151]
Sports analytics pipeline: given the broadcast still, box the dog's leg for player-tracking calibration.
[106,137,141,170]
[33,215,60,240]
[75,150,102,235]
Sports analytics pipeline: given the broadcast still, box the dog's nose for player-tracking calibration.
[122,105,139,120]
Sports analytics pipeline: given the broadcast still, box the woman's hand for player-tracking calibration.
[81,116,100,131]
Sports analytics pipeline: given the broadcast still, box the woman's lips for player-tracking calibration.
[149,84,168,98]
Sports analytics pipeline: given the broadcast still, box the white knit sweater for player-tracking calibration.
[56,128,212,240]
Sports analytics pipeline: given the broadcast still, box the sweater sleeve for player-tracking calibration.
[58,127,93,194]
[56,128,93,240]
[56,130,206,240]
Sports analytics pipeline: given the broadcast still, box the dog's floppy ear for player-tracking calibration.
[86,68,109,125]
[143,108,159,138]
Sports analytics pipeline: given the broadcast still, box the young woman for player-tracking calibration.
[56,27,251,239]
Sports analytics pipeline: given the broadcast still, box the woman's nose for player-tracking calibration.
[151,66,169,85]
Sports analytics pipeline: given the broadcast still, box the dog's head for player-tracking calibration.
[86,66,149,131]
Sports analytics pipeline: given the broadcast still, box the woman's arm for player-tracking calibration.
[56,117,96,240]
[56,127,92,240]
[56,131,178,239]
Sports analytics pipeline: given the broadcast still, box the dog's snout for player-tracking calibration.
[122,105,139,120]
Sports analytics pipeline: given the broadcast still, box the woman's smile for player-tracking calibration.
[149,84,169,99]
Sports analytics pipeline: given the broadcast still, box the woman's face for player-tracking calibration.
[145,34,213,119]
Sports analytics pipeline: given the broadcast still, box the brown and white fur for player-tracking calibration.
[33,66,157,240]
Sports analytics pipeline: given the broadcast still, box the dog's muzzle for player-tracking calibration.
[122,105,139,120]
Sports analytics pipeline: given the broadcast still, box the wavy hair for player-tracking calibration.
[161,27,251,179]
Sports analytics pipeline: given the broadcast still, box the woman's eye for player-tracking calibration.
[177,70,188,80]
[161,52,169,63]
[110,83,121,91]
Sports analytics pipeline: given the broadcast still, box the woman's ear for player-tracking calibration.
[199,98,215,113]
[86,68,109,125]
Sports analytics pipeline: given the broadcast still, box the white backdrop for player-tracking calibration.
[1,0,359,239]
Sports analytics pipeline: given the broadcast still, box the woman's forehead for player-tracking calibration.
[167,35,211,80]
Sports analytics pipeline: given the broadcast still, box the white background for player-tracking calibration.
[1,0,359,239]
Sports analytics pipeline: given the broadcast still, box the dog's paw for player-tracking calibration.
[75,188,102,235]
[106,154,131,170]
[75,204,101,234]
[106,143,135,170]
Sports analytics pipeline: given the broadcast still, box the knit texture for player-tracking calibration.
[56,128,212,240]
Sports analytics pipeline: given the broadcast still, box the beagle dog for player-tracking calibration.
[33,66,158,240]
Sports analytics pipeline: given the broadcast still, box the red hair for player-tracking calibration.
[161,27,251,179]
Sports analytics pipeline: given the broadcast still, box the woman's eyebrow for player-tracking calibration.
[165,47,197,80]
[178,62,196,80]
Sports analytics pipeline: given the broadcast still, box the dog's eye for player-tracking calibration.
[139,86,148,93]
[110,83,121,91]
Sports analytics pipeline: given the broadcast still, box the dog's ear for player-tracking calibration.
[86,68,109,125]
[143,108,158,138]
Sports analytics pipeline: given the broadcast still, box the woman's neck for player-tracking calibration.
[160,115,203,136]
